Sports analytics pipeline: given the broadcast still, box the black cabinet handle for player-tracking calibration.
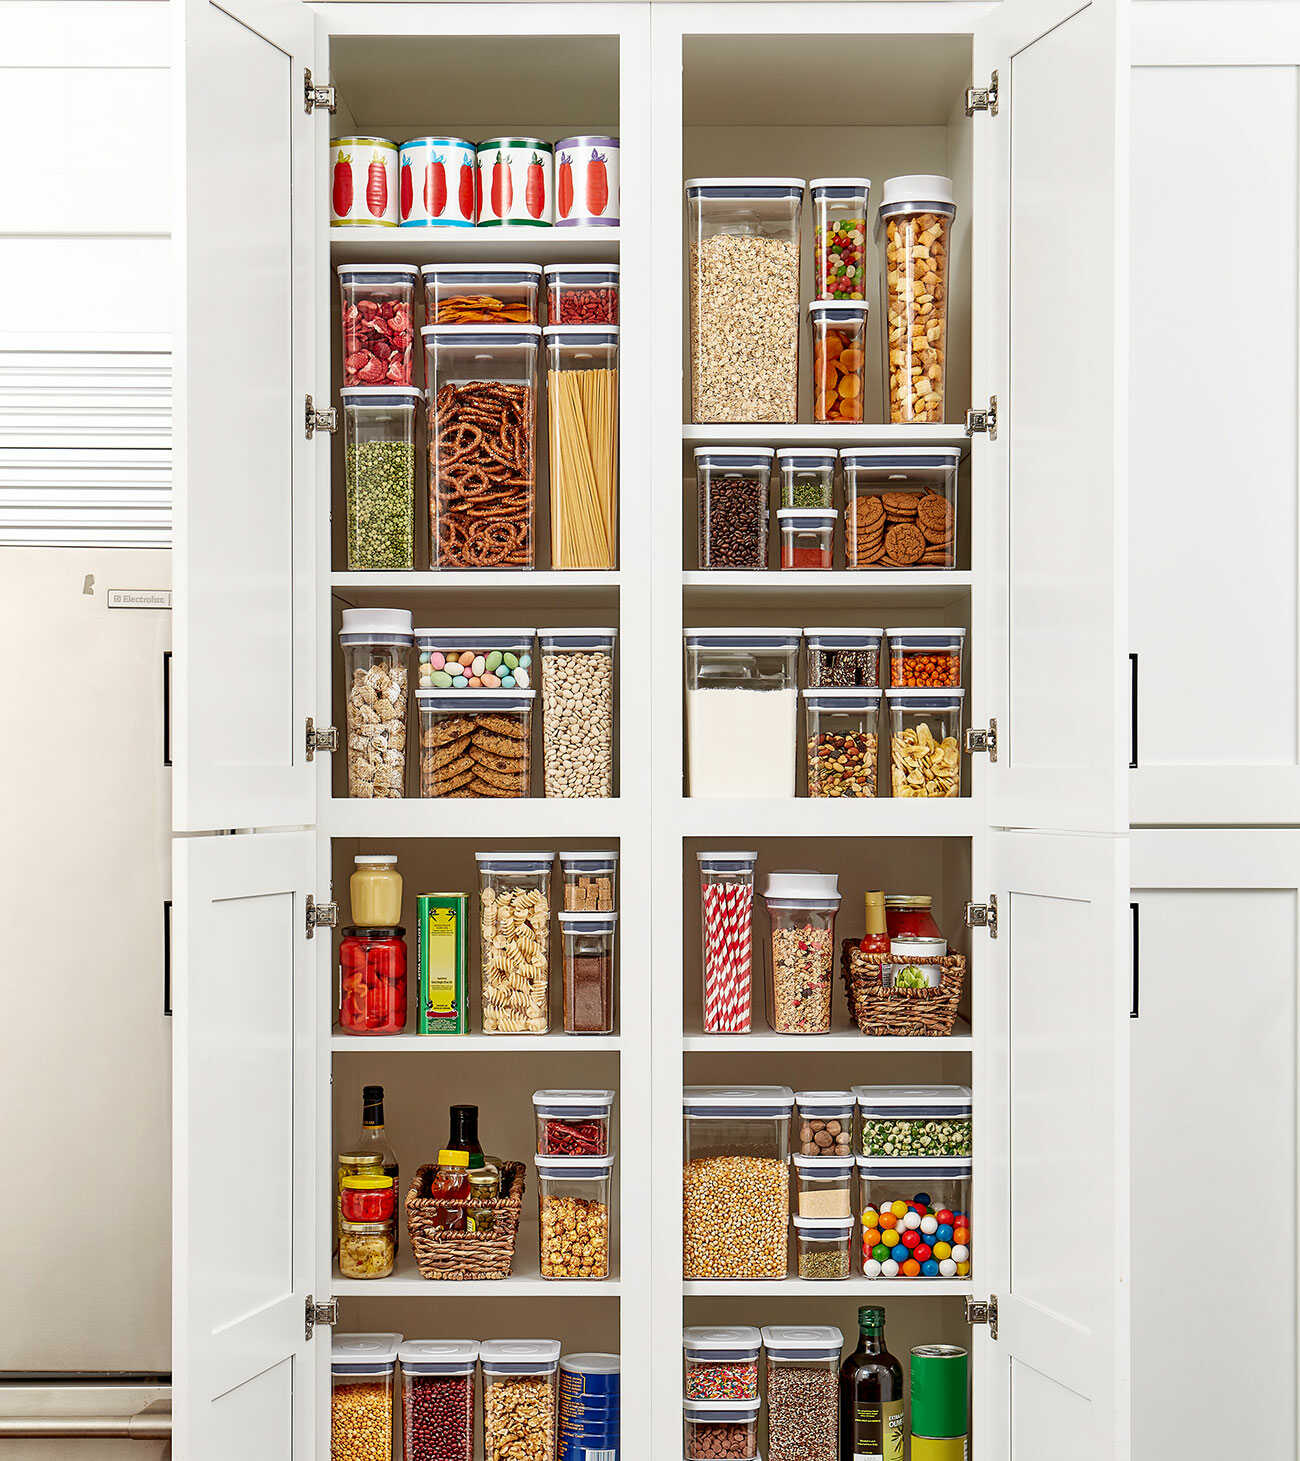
[163,651,173,768]
[163,900,173,1017]
[1129,653,1138,769]
[1129,901,1139,1018]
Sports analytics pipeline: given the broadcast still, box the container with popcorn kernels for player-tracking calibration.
[554,136,620,227]
[477,138,553,227]
[331,136,399,228]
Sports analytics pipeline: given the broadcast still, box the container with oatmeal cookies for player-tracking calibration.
[416,688,535,798]
[840,447,960,570]
[339,608,413,798]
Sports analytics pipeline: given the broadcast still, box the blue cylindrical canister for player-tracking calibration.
[559,1353,620,1461]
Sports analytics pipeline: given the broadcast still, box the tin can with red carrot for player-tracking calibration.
[331,136,398,228]
[554,136,620,227]
[476,137,553,227]
[399,137,477,227]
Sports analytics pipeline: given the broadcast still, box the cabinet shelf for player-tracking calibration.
[331,1031,620,1052]
[683,569,971,609]
[683,1277,973,1297]
[329,226,619,263]
[683,424,971,450]
[330,570,619,594]
[676,798,978,838]
[324,798,625,838]
[332,1249,621,1297]
[682,1017,972,1053]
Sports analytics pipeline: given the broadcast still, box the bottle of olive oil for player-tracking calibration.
[840,1306,904,1461]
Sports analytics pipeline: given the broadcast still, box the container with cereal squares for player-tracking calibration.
[877,174,956,423]
[416,688,534,799]
[887,628,966,688]
[840,447,960,570]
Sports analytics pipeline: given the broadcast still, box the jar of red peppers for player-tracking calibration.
[884,895,943,941]
[532,1089,614,1157]
[339,926,408,1034]
[544,264,619,324]
[399,1339,478,1461]
[340,1173,396,1223]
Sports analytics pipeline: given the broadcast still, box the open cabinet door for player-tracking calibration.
[173,831,321,1461]
[981,831,1130,1460]
[977,0,1128,834]
[173,0,319,831]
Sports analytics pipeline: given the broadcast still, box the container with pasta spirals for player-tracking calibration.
[475,852,554,1035]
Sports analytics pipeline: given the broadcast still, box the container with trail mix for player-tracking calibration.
[793,1090,855,1158]
[682,1326,761,1402]
[339,608,412,799]
[855,1085,973,1158]
[878,175,956,423]
[803,688,881,798]
[399,1339,477,1461]
[841,447,960,570]
[340,386,420,571]
[332,1332,402,1461]
[761,1326,843,1461]
[762,872,841,1033]
[683,1398,760,1459]
[481,1340,561,1461]
[695,447,773,570]
[804,628,883,688]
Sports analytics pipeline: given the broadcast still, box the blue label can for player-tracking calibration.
[559,1355,619,1461]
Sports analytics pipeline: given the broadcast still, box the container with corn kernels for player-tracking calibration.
[877,175,956,423]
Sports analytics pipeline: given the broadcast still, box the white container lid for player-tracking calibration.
[879,174,955,209]
[801,687,882,703]
[538,627,619,649]
[338,262,419,277]
[421,262,543,277]
[886,688,965,704]
[684,628,800,647]
[476,850,554,868]
[561,1353,620,1374]
[558,850,619,867]
[332,1332,403,1370]
[683,1398,762,1417]
[760,1325,844,1357]
[543,324,620,339]
[762,871,840,900]
[854,1084,972,1110]
[683,1326,762,1356]
[776,507,837,522]
[692,446,776,460]
[416,688,535,703]
[340,385,424,403]
[794,1089,856,1112]
[885,627,967,642]
[339,607,414,644]
[686,176,805,192]
[534,1154,615,1177]
[810,176,871,192]
[398,1339,479,1372]
[793,1153,856,1175]
[421,323,542,338]
[543,263,622,276]
[804,627,884,642]
[807,300,870,317]
[792,1215,854,1231]
[557,910,618,932]
[776,448,838,465]
[533,1088,615,1110]
[354,854,397,867]
[857,1155,973,1175]
[414,627,534,643]
[683,1085,794,1115]
[480,1339,562,1372]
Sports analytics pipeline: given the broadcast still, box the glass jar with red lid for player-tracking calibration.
[884,895,942,941]
[340,1173,396,1223]
[339,926,408,1034]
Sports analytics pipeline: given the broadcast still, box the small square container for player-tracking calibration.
[886,689,964,798]
[792,1155,855,1219]
[339,608,413,799]
[793,1216,853,1280]
[803,688,881,798]
[761,1326,843,1461]
[481,1340,561,1461]
[421,263,542,323]
[558,910,616,1034]
[841,447,960,570]
[776,448,836,509]
[887,628,965,688]
[538,628,617,799]
[809,301,869,424]
[793,1091,855,1158]
[682,1327,761,1402]
[399,1340,478,1461]
[762,872,841,1034]
[533,1088,615,1156]
[777,508,836,570]
[855,1085,972,1158]
[476,852,554,1036]
[811,178,870,300]
[559,850,618,911]
[545,263,620,324]
[684,630,801,798]
[339,264,416,386]
[416,688,534,798]
[684,1399,760,1460]
[878,175,956,423]
[535,1154,614,1279]
[415,628,533,691]
[332,1333,402,1461]
[804,628,883,688]
[695,448,774,570]
[858,1157,972,1280]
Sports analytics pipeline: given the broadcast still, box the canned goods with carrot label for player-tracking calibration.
[399,137,477,227]
[554,136,620,227]
[330,136,398,227]
[477,138,553,226]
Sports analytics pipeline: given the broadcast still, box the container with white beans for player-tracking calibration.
[539,628,616,798]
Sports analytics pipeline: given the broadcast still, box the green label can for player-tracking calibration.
[418,894,467,1032]
[477,137,553,226]
[909,1345,968,1440]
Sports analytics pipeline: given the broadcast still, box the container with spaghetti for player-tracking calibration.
[696,850,758,1034]
[544,325,618,569]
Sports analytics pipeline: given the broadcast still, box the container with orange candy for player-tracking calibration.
[808,301,868,424]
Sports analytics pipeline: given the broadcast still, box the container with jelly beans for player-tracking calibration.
[415,628,534,690]
[857,1158,972,1279]
[812,178,870,300]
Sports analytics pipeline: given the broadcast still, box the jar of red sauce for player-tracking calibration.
[340,1173,396,1222]
[884,895,943,941]
[339,926,408,1034]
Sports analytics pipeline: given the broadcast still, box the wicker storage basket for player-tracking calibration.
[405,1160,525,1280]
[840,940,967,1038]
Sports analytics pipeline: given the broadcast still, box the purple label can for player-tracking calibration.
[554,136,620,227]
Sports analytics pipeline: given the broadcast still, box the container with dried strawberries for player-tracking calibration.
[421,264,542,324]
[338,265,416,386]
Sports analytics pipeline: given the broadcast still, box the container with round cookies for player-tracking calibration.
[840,446,960,570]
[416,688,535,797]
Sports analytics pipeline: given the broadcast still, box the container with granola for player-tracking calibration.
[761,872,840,1034]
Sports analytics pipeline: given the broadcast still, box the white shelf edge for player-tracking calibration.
[332,1032,621,1052]
[682,1278,972,1297]
[682,570,971,591]
[675,798,979,838]
[328,226,619,261]
[332,1255,622,1298]
[683,423,971,448]
[682,1023,972,1053]
[331,570,620,591]
[323,797,627,838]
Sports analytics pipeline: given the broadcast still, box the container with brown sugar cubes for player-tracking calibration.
[887,628,966,688]
[559,849,618,910]
[877,174,956,423]
[399,1339,477,1461]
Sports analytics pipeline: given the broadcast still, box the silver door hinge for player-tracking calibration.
[305,395,338,439]
[965,897,999,939]
[965,72,999,116]
[304,70,337,114]
[306,895,339,940]
[965,395,998,439]
[306,1296,339,1339]
[965,1295,998,1338]
[306,717,338,762]
[964,719,998,762]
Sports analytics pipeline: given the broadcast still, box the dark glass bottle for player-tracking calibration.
[447,1103,483,1156]
[839,1306,904,1461]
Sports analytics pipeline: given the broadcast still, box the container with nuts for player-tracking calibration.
[794,1090,855,1158]
[877,175,956,424]
[855,1083,973,1158]
[332,1332,402,1461]
[803,688,881,798]
[340,608,413,798]
[539,628,616,798]
[886,689,964,798]
[887,627,966,688]
[475,852,554,1035]
[399,1339,477,1461]
[481,1339,561,1461]
[683,1398,760,1459]
[535,1153,614,1278]
[840,447,960,571]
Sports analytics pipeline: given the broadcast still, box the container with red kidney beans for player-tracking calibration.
[533,1089,615,1157]
[400,1340,478,1461]
[812,178,870,299]
[696,447,773,570]
[887,628,965,687]
[682,1327,761,1402]
[477,138,553,226]
[544,264,620,324]
[331,137,399,227]
[554,136,620,226]
[777,508,836,570]
[339,927,408,1034]
[421,264,541,324]
[339,265,416,386]
[805,628,883,688]
[399,137,477,227]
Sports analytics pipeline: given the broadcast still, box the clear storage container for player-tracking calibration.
[684,630,800,797]
[340,608,412,799]
[695,448,773,570]
[683,1399,760,1459]
[809,301,869,424]
[481,1340,561,1461]
[545,263,620,324]
[475,852,554,1035]
[761,1326,843,1461]
[698,850,758,1035]
[878,175,957,423]
[416,688,534,799]
[400,1339,478,1461]
[887,628,966,688]
[339,264,416,386]
[682,1327,761,1402]
[855,1085,973,1158]
[536,1154,614,1278]
[340,386,419,571]
[682,1086,793,1279]
[533,1088,615,1157]
[804,628,882,688]
[546,326,619,569]
[415,628,533,691]
[776,448,836,509]
[858,1157,972,1279]
[333,1334,401,1455]
[423,325,539,568]
[777,509,836,570]
[812,178,870,301]
[792,1155,855,1219]
[558,911,616,1034]
[803,688,881,798]
[886,689,964,798]
[687,178,804,423]
[841,447,960,570]
[762,873,841,1033]
[793,1216,853,1280]
[538,627,616,799]
[338,1218,396,1279]
[559,849,618,911]
[793,1091,856,1158]
[421,263,541,323]
[338,927,408,1035]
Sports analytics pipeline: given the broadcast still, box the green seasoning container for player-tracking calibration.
[418,894,468,1033]
[477,137,554,226]
[910,1344,969,1459]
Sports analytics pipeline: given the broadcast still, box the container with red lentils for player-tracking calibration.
[886,628,965,688]
[399,1339,477,1461]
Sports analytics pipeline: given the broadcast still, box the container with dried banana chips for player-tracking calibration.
[885,689,964,798]
[416,688,535,798]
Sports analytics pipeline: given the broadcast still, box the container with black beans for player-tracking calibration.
[695,446,773,570]
[399,1339,478,1461]
[804,627,884,688]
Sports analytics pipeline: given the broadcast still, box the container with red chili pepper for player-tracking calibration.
[532,1088,615,1157]
[886,627,966,687]
[884,895,943,942]
[777,508,836,570]
[340,1173,396,1222]
[338,926,408,1034]
[544,264,620,325]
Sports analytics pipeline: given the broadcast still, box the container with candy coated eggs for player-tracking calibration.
[415,628,534,690]
[857,1157,972,1278]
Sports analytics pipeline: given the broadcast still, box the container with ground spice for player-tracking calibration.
[682,1326,761,1402]
[776,509,836,570]
[695,447,773,570]
[539,628,616,798]
[421,263,542,323]
[803,688,881,798]
[840,447,960,570]
[878,175,956,423]
[683,1398,760,1459]
[535,1153,614,1279]
[339,608,412,798]
[340,386,419,570]
[558,849,618,911]
[855,1085,973,1158]
[793,1090,856,1157]
[887,689,964,798]
[887,627,966,688]
[533,1088,615,1157]
[481,1339,560,1461]
[332,1332,402,1461]
[475,851,553,1035]
[792,1155,855,1220]
[792,1215,854,1280]
[804,628,883,688]
[682,1085,793,1280]
[776,448,836,510]
[558,910,616,1034]
[760,1325,843,1461]
[417,688,534,798]
[761,872,840,1033]
[687,178,803,423]
[399,1339,477,1461]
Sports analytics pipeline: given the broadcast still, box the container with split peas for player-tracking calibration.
[809,301,868,424]
[887,628,965,688]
